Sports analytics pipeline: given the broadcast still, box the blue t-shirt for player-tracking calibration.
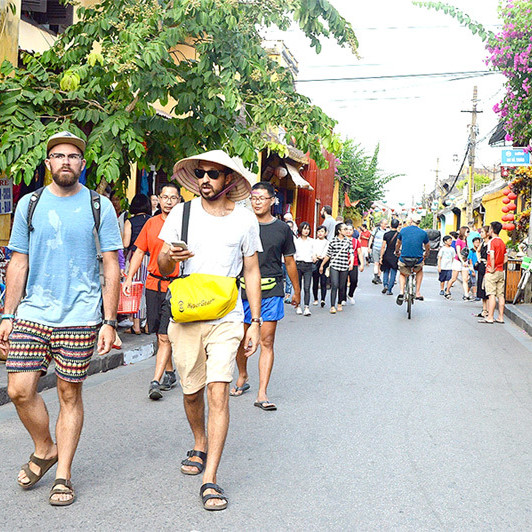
[467,248,478,267]
[398,225,429,259]
[9,186,123,327]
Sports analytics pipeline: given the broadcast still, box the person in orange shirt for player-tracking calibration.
[123,183,180,399]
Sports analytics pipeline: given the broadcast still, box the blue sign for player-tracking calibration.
[501,148,530,166]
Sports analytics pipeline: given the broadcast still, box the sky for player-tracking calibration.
[265,0,505,208]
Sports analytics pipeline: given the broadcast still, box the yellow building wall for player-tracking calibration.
[482,190,510,242]
[332,180,340,219]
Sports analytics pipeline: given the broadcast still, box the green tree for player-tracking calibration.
[456,172,492,191]
[0,0,359,189]
[337,138,400,213]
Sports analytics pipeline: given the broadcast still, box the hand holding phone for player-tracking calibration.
[171,241,188,250]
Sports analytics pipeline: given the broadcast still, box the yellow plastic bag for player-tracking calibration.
[168,274,238,323]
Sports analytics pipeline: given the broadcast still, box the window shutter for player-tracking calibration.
[46,0,73,25]
[21,0,47,13]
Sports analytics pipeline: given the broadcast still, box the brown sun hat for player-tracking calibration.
[172,150,254,202]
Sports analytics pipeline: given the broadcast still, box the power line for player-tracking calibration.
[295,71,498,83]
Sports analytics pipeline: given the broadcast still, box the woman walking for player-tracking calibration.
[345,222,365,303]
[122,193,151,334]
[447,226,471,300]
[294,222,316,316]
[319,223,353,314]
[475,225,490,317]
[312,225,329,307]
[379,218,400,295]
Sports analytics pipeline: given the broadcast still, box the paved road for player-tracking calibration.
[1,267,532,530]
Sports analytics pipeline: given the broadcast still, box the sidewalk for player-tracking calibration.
[505,303,532,337]
[0,329,157,406]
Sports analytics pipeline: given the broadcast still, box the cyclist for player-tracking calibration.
[395,213,430,305]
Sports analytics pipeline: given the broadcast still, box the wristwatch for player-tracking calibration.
[250,317,263,326]
[102,319,118,329]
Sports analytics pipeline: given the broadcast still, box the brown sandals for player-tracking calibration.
[49,478,75,506]
[18,453,58,489]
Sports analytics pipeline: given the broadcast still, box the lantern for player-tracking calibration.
[506,213,515,221]
[507,203,517,211]
[501,214,509,222]
[503,197,511,204]
[502,206,510,213]
[508,192,517,200]
[503,187,511,195]
[275,166,288,178]
[506,223,516,232]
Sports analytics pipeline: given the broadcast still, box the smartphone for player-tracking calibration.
[171,241,188,250]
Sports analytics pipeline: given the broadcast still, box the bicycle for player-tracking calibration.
[401,257,420,319]
[512,256,531,304]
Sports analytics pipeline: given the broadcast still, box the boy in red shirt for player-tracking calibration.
[479,221,507,324]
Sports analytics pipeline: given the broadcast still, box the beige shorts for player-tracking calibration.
[398,260,423,276]
[484,270,505,298]
[168,320,244,395]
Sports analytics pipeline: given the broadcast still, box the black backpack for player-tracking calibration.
[27,187,105,286]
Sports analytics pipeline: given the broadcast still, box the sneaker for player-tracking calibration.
[312,300,318,306]
[396,294,404,306]
[296,307,303,315]
[381,288,387,294]
[439,290,444,296]
[348,296,355,305]
[320,300,325,308]
[330,307,336,314]
[303,306,311,316]
[148,380,163,401]
[444,292,452,300]
[160,371,177,391]
[462,295,469,301]
[386,291,393,295]
[341,301,346,306]
[376,277,382,284]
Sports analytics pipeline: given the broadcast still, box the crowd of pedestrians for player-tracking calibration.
[0,130,512,513]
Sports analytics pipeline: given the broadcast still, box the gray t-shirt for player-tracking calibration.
[322,216,337,241]
[9,186,123,326]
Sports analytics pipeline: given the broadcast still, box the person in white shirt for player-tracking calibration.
[312,225,330,306]
[294,222,316,316]
[158,150,261,511]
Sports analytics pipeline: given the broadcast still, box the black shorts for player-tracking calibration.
[145,289,171,335]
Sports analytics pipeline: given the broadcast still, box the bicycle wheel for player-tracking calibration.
[406,275,412,319]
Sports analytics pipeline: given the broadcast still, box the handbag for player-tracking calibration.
[168,202,238,323]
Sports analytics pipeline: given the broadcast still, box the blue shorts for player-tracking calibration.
[243,297,284,323]
[439,269,452,282]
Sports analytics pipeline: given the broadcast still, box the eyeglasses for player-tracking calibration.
[49,153,83,161]
[194,168,226,180]
[250,196,273,203]
[160,195,179,202]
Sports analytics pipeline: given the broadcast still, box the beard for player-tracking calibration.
[199,182,224,201]
[51,167,81,188]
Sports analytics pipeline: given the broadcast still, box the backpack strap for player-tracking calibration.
[89,190,105,287]
[27,187,45,232]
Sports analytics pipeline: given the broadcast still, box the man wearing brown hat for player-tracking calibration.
[0,131,122,506]
[158,150,262,511]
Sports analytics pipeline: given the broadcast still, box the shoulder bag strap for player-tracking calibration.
[181,201,191,243]
[89,190,105,287]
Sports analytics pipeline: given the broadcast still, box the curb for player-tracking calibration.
[505,305,532,337]
[0,338,157,407]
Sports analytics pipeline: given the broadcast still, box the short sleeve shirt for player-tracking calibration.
[487,237,507,271]
[134,214,179,292]
[159,198,262,323]
[398,225,429,259]
[359,230,371,247]
[242,218,295,299]
[8,186,123,326]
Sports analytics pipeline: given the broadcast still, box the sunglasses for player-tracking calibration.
[193,168,227,180]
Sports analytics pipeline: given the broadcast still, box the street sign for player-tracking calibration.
[501,148,531,166]
[0,178,13,215]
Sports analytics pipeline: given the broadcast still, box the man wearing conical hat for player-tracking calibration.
[158,150,262,511]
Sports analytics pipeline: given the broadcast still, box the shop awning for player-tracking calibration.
[285,163,313,190]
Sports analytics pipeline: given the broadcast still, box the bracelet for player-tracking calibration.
[1,314,15,321]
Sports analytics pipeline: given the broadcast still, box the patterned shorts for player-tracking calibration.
[6,320,98,383]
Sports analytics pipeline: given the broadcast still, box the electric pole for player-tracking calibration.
[462,86,482,224]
